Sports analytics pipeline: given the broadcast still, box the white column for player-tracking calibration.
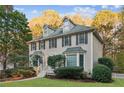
[77,53,79,66]
[38,58,40,66]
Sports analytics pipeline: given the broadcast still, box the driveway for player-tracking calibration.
[112,73,124,78]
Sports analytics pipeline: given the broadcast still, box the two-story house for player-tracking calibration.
[27,17,103,77]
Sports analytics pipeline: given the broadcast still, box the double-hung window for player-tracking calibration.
[62,35,71,47]
[39,40,45,50]
[31,42,36,51]
[67,55,77,67]
[49,38,57,48]
[76,32,88,45]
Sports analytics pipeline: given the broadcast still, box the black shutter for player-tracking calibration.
[69,36,71,46]
[85,33,88,44]
[49,40,51,49]
[76,34,78,45]
[55,38,57,48]
[62,37,64,47]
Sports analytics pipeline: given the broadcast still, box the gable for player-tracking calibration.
[43,25,55,37]
[60,18,74,33]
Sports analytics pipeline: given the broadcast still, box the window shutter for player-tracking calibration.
[55,39,57,48]
[76,34,78,45]
[49,40,51,49]
[39,41,40,50]
[62,37,64,47]
[69,36,71,46]
[85,33,88,44]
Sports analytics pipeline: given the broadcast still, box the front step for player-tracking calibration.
[38,71,46,77]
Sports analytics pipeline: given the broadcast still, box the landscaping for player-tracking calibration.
[1,78,124,87]
[0,67,36,82]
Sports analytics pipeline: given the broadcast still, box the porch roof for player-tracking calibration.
[63,47,86,54]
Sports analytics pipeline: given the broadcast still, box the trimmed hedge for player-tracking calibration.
[92,64,112,83]
[98,57,113,70]
[54,67,83,79]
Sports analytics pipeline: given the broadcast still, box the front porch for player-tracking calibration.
[29,51,47,77]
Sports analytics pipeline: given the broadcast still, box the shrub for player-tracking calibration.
[48,55,65,68]
[54,67,83,79]
[98,57,113,70]
[80,71,88,79]
[4,67,36,78]
[92,64,112,83]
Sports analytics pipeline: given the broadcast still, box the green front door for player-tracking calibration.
[79,54,84,67]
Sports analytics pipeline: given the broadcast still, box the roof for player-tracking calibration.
[63,47,86,54]
[42,24,94,40]
[27,17,103,44]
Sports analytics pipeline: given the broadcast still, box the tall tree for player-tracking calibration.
[0,5,31,70]
[28,10,62,39]
[92,10,120,57]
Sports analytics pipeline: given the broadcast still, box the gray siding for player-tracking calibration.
[29,32,93,73]
[93,34,103,67]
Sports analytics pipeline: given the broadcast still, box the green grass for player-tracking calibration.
[1,78,124,87]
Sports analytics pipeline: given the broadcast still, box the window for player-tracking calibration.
[76,32,88,45]
[79,33,85,43]
[39,40,45,50]
[62,35,71,47]
[79,54,84,67]
[31,42,36,51]
[49,38,57,48]
[67,55,77,67]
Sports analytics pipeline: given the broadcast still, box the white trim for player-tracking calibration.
[90,32,93,73]
[77,53,79,66]
[83,53,86,71]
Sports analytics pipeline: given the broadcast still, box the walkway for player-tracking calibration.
[112,73,124,78]
[0,76,40,84]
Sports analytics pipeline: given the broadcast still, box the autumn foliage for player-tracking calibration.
[28,10,93,39]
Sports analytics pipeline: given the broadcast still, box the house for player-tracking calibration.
[27,17,103,77]
[0,53,14,70]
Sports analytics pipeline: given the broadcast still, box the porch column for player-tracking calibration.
[38,58,40,66]
[77,53,79,66]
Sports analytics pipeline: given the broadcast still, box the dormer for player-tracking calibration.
[43,24,55,37]
[61,17,75,33]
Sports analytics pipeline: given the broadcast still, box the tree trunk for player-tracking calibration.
[103,43,106,57]
[14,63,17,68]
[3,60,7,70]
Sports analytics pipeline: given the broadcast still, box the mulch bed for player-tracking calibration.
[45,75,96,83]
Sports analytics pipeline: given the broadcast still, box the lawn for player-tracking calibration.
[0,78,124,87]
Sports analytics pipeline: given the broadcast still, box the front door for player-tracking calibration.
[79,54,84,67]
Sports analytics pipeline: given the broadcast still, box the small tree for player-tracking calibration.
[48,54,65,69]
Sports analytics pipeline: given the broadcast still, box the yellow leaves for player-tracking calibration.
[92,10,119,29]
[67,14,93,26]
[30,24,42,39]
[69,14,84,25]
[29,10,62,39]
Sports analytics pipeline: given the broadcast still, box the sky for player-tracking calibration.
[14,5,122,21]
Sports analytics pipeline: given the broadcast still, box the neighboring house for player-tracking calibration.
[0,53,14,70]
[27,17,103,77]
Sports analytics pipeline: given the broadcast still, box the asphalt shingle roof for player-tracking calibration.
[63,47,86,53]
[42,24,94,39]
